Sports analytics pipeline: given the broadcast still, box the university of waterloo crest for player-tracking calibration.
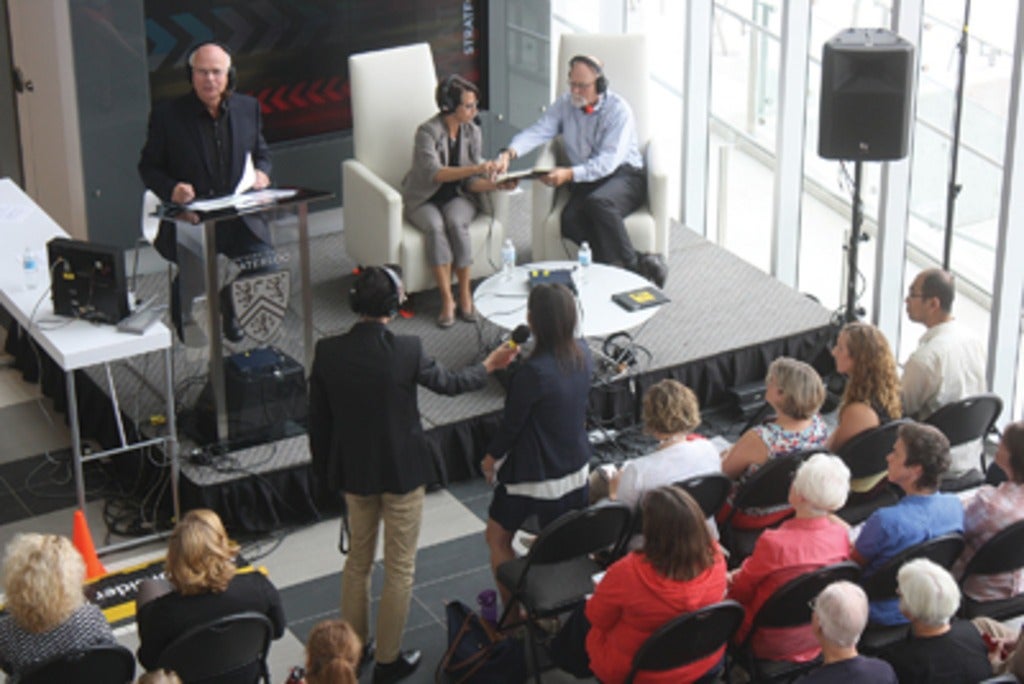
[231,271,289,342]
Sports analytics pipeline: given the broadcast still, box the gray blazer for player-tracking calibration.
[401,114,486,210]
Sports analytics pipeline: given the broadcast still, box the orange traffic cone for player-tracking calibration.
[72,509,107,580]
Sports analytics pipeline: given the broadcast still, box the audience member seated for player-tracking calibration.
[589,379,719,510]
[797,581,896,683]
[727,453,852,663]
[953,420,1024,601]
[135,509,286,680]
[551,486,728,683]
[719,357,829,529]
[827,322,902,455]
[301,619,362,684]
[0,533,115,677]
[851,423,963,625]
[880,559,993,683]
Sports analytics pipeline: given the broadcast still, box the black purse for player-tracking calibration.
[436,600,526,683]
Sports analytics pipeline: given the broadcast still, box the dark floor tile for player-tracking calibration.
[0,478,33,520]
[281,565,383,630]
[444,477,492,503]
[411,534,490,583]
[412,565,495,627]
[357,621,447,684]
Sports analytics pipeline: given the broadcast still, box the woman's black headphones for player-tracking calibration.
[185,41,237,91]
[348,265,405,318]
[569,54,608,94]
[437,74,460,113]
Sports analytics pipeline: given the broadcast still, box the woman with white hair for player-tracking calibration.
[727,453,852,663]
[0,533,115,677]
[880,559,991,683]
[800,581,896,683]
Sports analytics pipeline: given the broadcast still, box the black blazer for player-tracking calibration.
[308,321,488,496]
[138,91,272,260]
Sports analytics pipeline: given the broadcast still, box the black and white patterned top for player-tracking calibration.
[0,603,115,677]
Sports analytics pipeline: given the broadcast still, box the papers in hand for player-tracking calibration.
[495,167,554,183]
[185,155,296,211]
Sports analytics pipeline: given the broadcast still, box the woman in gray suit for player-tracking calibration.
[401,75,509,328]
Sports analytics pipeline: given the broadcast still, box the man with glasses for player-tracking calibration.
[902,268,986,472]
[494,55,667,287]
[139,41,273,345]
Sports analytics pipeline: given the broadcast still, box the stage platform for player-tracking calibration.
[6,219,836,533]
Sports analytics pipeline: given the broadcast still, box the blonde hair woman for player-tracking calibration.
[135,509,286,678]
[0,534,115,676]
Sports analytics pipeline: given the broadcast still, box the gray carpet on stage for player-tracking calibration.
[94,187,831,483]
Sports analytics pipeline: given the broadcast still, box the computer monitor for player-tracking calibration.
[47,237,130,324]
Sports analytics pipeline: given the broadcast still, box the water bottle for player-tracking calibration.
[477,589,498,626]
[501,239,516,281]
[577,241,592,285]
[22,247,40,291]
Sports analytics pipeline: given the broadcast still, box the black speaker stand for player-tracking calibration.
[845,159,866,323]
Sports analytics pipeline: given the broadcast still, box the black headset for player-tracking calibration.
[185,41,237,91]
[569,54,608,94]
[437,74,460,113]
[348,265,404,318]
[603,331,637,369]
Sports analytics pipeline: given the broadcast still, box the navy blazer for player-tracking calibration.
[308,321,488,496]
[138,91,272,260]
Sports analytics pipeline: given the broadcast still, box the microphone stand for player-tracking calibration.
[844,159,865,323]
[943,0,971,271]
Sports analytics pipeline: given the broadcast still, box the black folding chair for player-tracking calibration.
[858,533,965,654]
[676,472,732,519]
[924,393,1003,473]
[834,420,908,525]
[624,600,744,684]
[719,451,818,567]
[959,519,1024,620]
[155,611,275,684]
[496,503,632,684]
[733,561,862,683]
[20,643,136,684]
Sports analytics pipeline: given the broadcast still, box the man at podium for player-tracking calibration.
[138,41,273,344]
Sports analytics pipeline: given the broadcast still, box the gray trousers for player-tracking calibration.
[404,196,476,268]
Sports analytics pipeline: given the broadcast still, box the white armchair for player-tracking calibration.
[531,34,669,263]
[343,43,508,293]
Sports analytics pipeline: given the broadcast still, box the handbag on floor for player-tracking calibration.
[436,600,527,683]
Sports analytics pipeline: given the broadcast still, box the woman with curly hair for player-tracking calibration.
[135,509,285,680]
[0,533,115,676]
[827,321,902,452]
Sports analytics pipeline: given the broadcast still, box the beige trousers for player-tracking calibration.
[340,487,425,664]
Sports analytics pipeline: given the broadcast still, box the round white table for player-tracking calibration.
[473,260,665,338]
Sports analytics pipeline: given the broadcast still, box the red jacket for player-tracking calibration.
[585,548,728,684]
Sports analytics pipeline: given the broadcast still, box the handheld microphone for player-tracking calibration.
[508,324,530,349]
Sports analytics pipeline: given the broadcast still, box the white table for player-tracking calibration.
[473,260,665,338]
[0,178,178,553]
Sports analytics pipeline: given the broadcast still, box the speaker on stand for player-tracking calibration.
[818,28,915,322]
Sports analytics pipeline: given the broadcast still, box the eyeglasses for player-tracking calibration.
[569,80,596,91]
[906,290,927,299]
[461,101,479,111]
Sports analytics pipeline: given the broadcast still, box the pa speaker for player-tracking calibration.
[819,28,915,161]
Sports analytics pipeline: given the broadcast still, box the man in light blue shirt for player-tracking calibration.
[495,55,666,286]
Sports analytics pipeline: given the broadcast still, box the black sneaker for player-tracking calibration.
[357,638,376,677]
[636,253,668,289]
[372,650,421,684]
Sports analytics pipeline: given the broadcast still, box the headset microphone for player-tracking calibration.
[508,324,531,349]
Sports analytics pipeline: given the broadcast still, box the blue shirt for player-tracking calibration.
[508,91,643,183]
[855,493,964,625]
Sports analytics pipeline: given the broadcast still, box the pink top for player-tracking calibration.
[954,481,1024,601]
[728,516,851,662]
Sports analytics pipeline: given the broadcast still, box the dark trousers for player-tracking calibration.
[560,164,646,267]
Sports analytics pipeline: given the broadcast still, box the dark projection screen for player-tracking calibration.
[143,0,487,143]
